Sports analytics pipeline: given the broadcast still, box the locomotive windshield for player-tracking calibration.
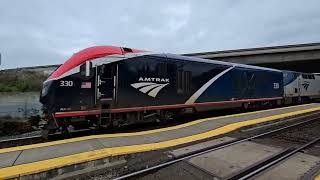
[41,80,53,98]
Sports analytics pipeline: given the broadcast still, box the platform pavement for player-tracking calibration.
[0,103,320,179]
[314,171,320,180]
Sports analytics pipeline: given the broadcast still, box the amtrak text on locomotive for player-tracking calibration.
[138,77,170,83]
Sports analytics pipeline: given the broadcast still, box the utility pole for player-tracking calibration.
[0,53,1,66]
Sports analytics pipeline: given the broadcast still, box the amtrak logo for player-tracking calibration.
[302,82,310,90]
[131,77,169,98]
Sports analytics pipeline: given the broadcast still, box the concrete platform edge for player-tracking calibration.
[1,106,320,179]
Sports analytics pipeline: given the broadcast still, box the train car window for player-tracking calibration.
[80,63,86,76]
[302,74,308,79]
[80,61,93,77]
[283,72,293,85]
[101,64,113,79]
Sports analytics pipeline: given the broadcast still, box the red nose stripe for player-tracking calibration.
[48,46,145,80]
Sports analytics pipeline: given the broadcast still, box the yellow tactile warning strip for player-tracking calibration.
[1,106,320,179]
[0,104,314,155]
[315,174,320,180]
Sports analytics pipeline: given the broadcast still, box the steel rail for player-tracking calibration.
[231,136,320,180]
[0,135,43,148]
[113,112,320,180]
[0,135,42,143]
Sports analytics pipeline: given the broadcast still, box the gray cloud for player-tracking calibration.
[0,0,320,69]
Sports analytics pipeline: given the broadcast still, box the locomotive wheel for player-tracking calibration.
[41,128,49,140]
[61,127,70,138]
[156,118,168,125]
[60,118,71,138]
[157,111,173,125]
[242,102,249,111]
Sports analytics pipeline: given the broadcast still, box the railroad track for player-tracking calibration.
[0,135,43,148]
[0,113,233,149]
[0,110,318,150]
[0,131,93,148]
[113,112,320,180]
[0,105,317,149]
[226,136,320,180]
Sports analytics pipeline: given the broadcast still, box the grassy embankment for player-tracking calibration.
[0,70,48,92]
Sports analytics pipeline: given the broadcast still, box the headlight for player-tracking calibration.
[41,80,53,97]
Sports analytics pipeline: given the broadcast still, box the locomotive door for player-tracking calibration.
[97,63,117,108]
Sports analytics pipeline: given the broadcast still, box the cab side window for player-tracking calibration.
[101,63,113,79]
[80,63,86,76]
[80,61,93,77]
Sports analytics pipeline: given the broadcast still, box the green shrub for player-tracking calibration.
[0,70,48,92]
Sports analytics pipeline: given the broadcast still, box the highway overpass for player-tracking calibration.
[185,43,320,73]
[2,43,320,73]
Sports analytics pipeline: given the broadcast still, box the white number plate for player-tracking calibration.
[60,81,73,87]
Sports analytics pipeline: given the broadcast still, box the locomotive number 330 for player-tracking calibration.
[60,80,73,87]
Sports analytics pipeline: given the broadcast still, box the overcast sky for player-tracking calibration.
[0,0,320,69]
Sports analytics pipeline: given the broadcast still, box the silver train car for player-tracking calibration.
[283,71,320,104]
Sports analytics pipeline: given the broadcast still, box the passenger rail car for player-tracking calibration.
[39,46,320,135]
[283,71,320,104]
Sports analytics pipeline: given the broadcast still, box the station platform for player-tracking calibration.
[1,103,320,179]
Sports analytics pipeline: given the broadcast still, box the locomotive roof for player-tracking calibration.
[165,53,282,72]
[48,46,145,80]
[48,46,282,81]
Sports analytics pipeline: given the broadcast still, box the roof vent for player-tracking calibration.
[122,47,133,52]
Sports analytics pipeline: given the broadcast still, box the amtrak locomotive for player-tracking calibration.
[40,46,320,136]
